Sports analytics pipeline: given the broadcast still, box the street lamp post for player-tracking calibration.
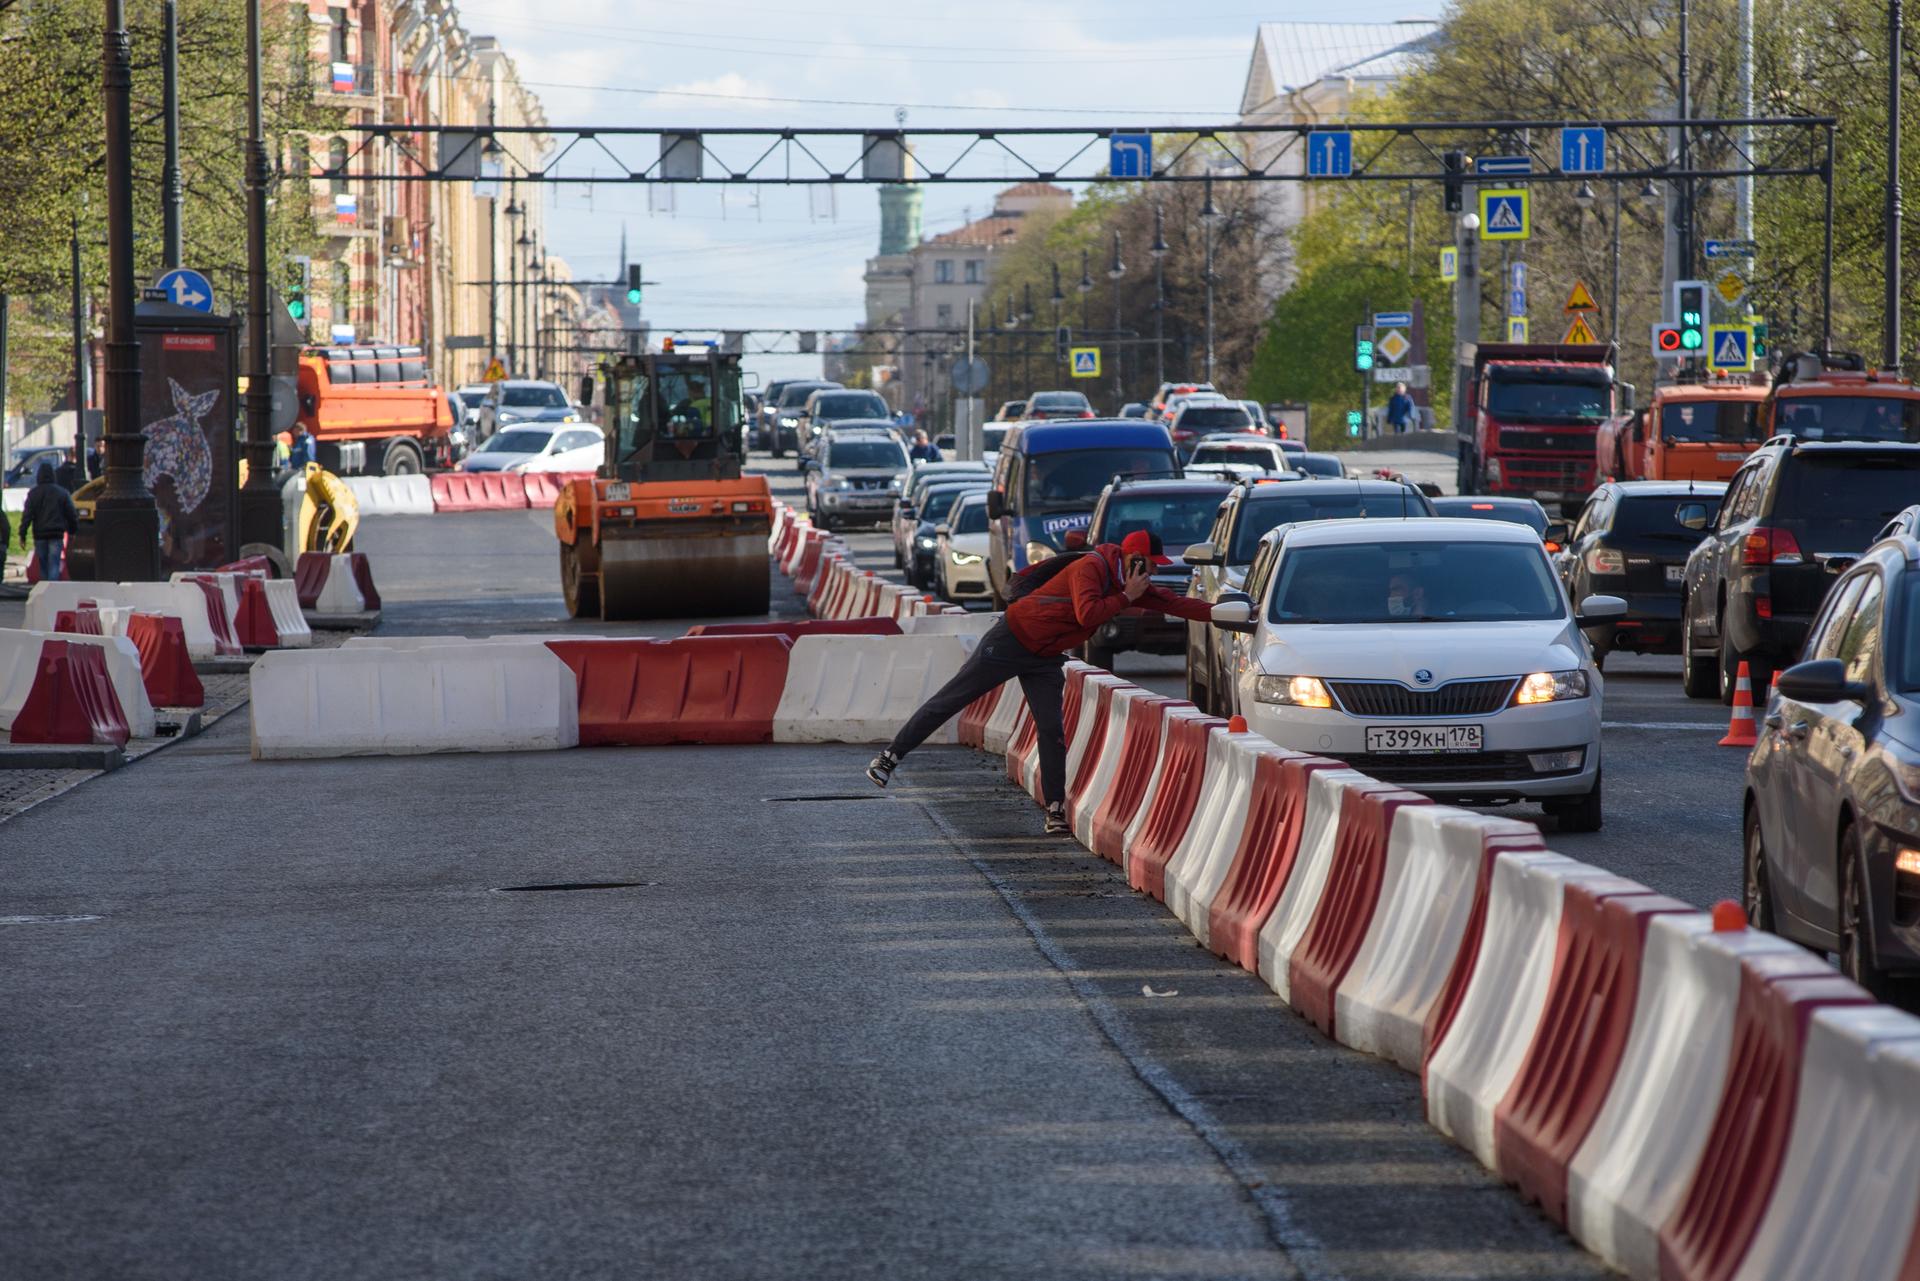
[236,0,278,553]
[528,250,544,379]
[1108,230,1125,410]
[504,194,523,374]
[1151,203,1168,385]
[1020,283,1033,396]
[1077,248,1092,333]
[161,0,183,268]
[1200,177,1223,386]
[1888,0,1904,370]
[95,0,160,579]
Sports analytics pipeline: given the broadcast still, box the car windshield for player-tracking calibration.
[1294,454,1344,478]
[1025,448,1179,512]
[829,439,908,469]
[951,501,989,535]
[1190,444,1276,467]
[1433,500,1548,535]
[1097,492,1225,553]
[1775,395,1920,443]
[1661,400,1763,443]
[1611,493,1722,542]
[814,392,887,419]
[779,384,836,409]
[1031,392,1089,410]
[1269,540,1564,624]
[1229,491,1428,563]
[481,429,553,454]
[502,385,567,408]
[983,426,1009,453]
[918,484,984,519]
[1486,372,1610,425]
[1902,579,1920,691]
[998,402,1027,419]
[1773,453,1920,547]
[457,385,491,400]
[1178,406,1253,431]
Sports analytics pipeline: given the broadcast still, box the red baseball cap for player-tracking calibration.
[1120,529,1173,566]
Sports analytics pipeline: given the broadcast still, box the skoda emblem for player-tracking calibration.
[1413,669,1434,685]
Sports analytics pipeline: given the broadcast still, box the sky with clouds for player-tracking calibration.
[455,0,1435,381]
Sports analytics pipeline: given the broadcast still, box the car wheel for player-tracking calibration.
[383,440,424,476]
[1717,614,1742,706]
[1743,805,1777,933]
[1681,602,1718,699]
[1839,824,1895,999]
[1546,767,1603,833]
[1185,649,1210,711]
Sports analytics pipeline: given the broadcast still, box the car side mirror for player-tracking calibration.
[935,524,950,537]
[1620,382,1636,414]
[1542,521,1570,549]
[1676,502,1711,531]
[986,490,1006,519]
[578,376,594,405]
[1211,591,1256,633]
[1063,529,1087,550]
[1185,541,1219,566]
[1777,658,1873,705]
[1576,594,1629,625]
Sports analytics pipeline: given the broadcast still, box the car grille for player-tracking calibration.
[1498,430,1595,454]
[1326,678,1517,718]
[1338,750,1584,785]
[851,477,893,491]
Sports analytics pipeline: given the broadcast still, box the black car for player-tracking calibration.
[764,380,840,457]
[1077,476,1234,670]
[906,479,990,588]
[1681,439,1920,702]
[1183,478,1438,715]
[1293,452,1345,480]
[1744,526,1920,998]
[1559,482,1726,665]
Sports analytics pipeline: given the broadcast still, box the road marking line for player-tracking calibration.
[1602,721,1725,730]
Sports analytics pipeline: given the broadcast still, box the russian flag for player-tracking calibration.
[330,61,356,92]
[334,193,358,225]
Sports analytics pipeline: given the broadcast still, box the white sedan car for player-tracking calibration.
[934,491,993,604]
[460,424,604,474]
[1213,517,1623,830]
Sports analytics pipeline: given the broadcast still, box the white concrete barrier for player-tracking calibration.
[0,629,46,734]
[1254,768,1374,1001]
[249,642,579,759]
[1167,733,1284,944]
[772,633,976,744]
[1119,704,1217,879]
[1069,684,1149,847]
[1334,809,1543,1072]
[343,473,434,516]
[1424,855,1623,1166]
[169,571,240,626]
[901,611,1000,637]
[981,678,1029,756]
[261,579,313,648]
[1730,1005,1920,1281]
[27,581,223,659]
[1564,916,1830,1279]
[1062,671,1128,796]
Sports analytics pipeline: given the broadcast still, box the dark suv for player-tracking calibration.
[1183,478,1437,715]
[1560,481,1726,666]
[1743,525,1920,998]
[1682,439,1920,702]
[1077,476,1234,670]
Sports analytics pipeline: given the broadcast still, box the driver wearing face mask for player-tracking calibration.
[1386,571,1428,619]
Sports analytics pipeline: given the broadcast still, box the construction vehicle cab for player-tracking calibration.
[1596,374,1769,484]
[554,346,771,620]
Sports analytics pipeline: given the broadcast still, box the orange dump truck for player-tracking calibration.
[1595,376,1770,484]
[295,345,456,475]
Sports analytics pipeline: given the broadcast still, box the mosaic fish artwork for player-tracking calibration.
[143,377,219,528]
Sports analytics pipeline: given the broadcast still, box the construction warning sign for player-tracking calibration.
[1565,279,1598,312]
[1563,313,1599,345]
[483,358,507,381]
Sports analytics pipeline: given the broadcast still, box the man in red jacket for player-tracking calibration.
[868,528,1234,834]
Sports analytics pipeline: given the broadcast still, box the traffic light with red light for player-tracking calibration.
[1651,322,1685,358]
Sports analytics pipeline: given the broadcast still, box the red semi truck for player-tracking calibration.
[1455,342,1626,514]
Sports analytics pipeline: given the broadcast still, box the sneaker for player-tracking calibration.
[1044,803,1071,835]
[866,750,899,788]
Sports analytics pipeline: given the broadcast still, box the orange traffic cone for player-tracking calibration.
[1719,661,1758,748]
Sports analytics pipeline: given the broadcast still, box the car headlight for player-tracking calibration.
[497,411,519,423]
[1025,541,1056,564]
[1513,670,1591,705]
[780,416,799,427]
[889,476,904,492]
[1254,675,1333,709]
[829,477,851,490]
[504,461,528,473]
[917,534,937,549]
[951,550,983,565]
[563,413,580,423]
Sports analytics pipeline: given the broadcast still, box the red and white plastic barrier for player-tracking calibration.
[28,581,235,660]
[294,552,382,616]
[0,630,133,746]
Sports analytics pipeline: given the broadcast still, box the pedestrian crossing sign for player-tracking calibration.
[1507,316,1529,342]
[1070,347,1100,378]
[1479,189,1530,241]
[1706,324,1754,372]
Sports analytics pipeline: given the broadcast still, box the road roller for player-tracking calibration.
[555,345,772,620]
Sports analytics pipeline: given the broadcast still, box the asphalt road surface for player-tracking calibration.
[1,455,1750,1279]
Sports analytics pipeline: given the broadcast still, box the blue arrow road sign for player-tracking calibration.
[1109,132,1151,179]
[1704,239,1759,259]
[154,268,213,313]
[1307,131,1353,177]
[1372,311,1412,328]
[1560,127,1606,174]
[1477,154,1533,177]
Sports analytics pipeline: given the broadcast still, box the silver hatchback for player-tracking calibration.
[806,430,912,531]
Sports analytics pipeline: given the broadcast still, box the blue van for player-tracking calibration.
[984,419,1179,606]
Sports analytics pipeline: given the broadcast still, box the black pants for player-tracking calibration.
[887,619,1068,805]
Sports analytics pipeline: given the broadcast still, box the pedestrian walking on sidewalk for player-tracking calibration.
[866,528,1248,834]
[1386,383,1415,435]
[20,462,78,583]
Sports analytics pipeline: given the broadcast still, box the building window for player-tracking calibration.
[936,303,953,327]
[964,259,983,284]
[331,260,351,314]
[329,7,350,63]
[328,137,349,195]
[934,259,953,284]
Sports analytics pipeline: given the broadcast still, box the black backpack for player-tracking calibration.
[1005,549,1109,603]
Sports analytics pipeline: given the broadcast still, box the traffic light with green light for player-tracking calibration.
[626,263,642,306]
[1674,281,1707,352]
[1354,324,1376,372]
[286,256,311,328]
